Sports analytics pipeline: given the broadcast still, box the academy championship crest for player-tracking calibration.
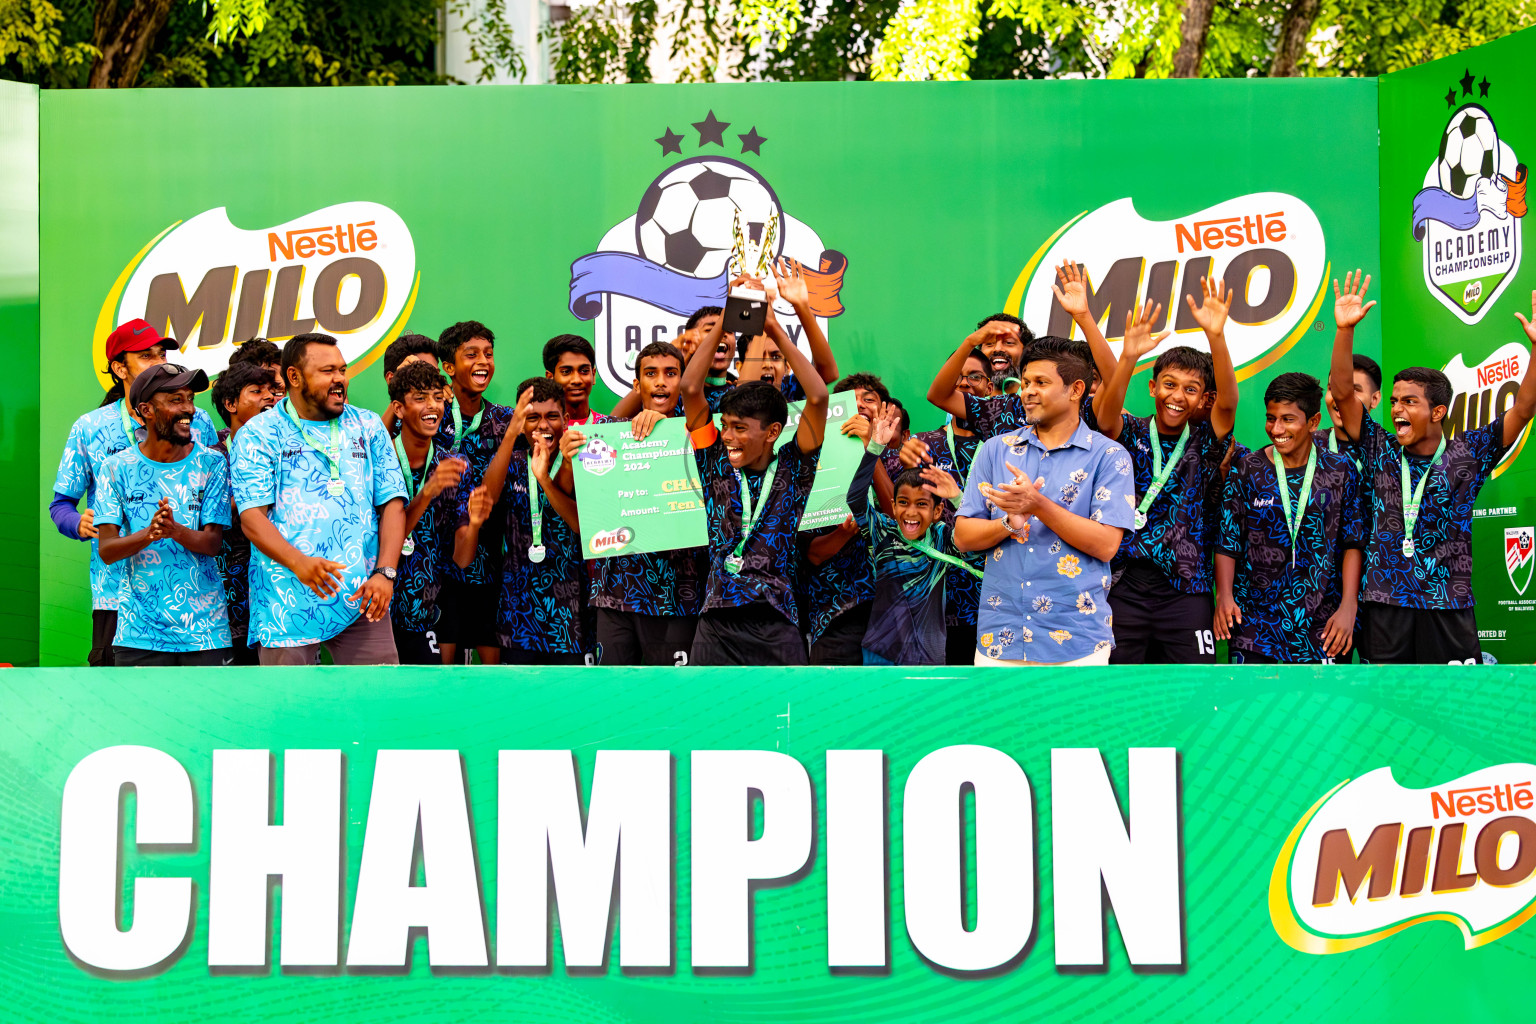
[567,112,849,397]
[1508,526,1534,596]
[1412,71,1528,324]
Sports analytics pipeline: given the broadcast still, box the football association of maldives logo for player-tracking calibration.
[568,112,850,398]
[1507,526,1534,595]
[1412,70,1529,324]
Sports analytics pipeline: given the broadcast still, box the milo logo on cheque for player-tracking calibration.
[589,527,635,555]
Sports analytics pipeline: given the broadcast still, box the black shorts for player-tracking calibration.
[228,639,261,666]
[114,646,233,667]
[500,646,590,666]
[947,624,977,666]
[809,602,871,666]
[594,609,698,666]
[393,623,445,665]
[1108,562,1216,665]
[690,604,808,666]
[437,578,500,649]
[90,610,118,667]
[1359,602,1481,665]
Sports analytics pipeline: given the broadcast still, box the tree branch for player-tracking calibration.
[1170,0,1214,77]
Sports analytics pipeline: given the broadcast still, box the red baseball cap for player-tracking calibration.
[105,319,181,361]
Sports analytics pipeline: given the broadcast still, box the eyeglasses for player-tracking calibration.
[960,372,990,384]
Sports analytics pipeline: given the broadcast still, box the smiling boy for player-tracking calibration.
[1328,275,1536,663]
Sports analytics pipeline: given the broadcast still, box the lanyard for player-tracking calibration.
[525,451,562,564]
[706,376,731,387]
[1400,436,1447,559]
[899,529,983,578]
[1134,424,1190,530]
[118,399,138,446]
[1326,429,1363,471]
[450,399,483,454]
[284,399,344,497]
[393,433,427,501]
[1271,444,1317,567]
[725,457,780,574]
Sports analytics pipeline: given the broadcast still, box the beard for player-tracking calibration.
[303,378,344,418]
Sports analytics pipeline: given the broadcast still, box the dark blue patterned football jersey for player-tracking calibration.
[391,434,454,633]
[1115,414,1231,595]
[492,449,585,654]
[439,397,513,586]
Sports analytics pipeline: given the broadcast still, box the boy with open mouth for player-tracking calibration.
[1328,272,1536,664]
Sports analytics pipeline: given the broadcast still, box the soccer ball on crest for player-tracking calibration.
[1436,106,1500,198]
[635,157,783,278]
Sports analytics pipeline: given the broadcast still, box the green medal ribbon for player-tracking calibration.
[1134,423,1190,531]
[726,456,780,574]
[1400,435,1447,560]
[450,399,483,454]
[1271,443,1317,568]
[118,399,138,445]
[283,399,344,497]
[706,376,732,387]
[1326,428,1362,471]
[898,528,983,578]
[525,450,562,564]
[393,433,423,501]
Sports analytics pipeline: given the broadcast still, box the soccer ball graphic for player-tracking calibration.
[635,157,784,279]
[1436,106,1500,198]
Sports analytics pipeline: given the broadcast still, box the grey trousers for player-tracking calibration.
[258,612,400,666]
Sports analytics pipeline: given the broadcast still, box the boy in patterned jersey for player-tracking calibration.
[1096,280,1240,664]
[459,378,587,664]
[385,361,467,664]
[1328,274,1536,664]
[376,333,442,436]
[50,319,219,666]
[851,403,973,665]
[232,334,407,665]
[566,342,706,665]
[96,364,231,666]
[731,259,840,402]
[681,278,831,665]
[211,361,279,664]
[228,338,285,399]
[435,319,512,665]
[1215,373,1365,663]
[544,335,603,426]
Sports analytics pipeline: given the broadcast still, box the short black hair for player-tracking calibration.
[832,373,890,402]
[1024,336,1091,391]
[281,333,341,383]
[964,347,990,369]
[686,306,723,330]
[1394,366,1453,410]
[1151,346,1216,392]
[892,466,932,496]
[1264,371,1323,420]
[718,380,788,428]
[387,359,448,404]
[543,334,596,372]
[636,341,684,375]
[516,376,566,405]
[229,338,281,369]
[384,333,439,376]
[437,321,495,364]
[1353,353,1383,392]
[889,396,911,434]
[211,361,276,425]
[976,312,1035,344]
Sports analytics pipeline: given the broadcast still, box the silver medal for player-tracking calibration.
[725,553,744,574]
[327,478,344,497]
[528,544,547,564]
[401,537,415,557]
[1133,510,1147,531]
[1402,538,1415,559]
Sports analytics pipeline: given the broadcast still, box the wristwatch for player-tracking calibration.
[370,566,397,582]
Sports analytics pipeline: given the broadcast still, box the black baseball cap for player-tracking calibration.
[128,362,210,409]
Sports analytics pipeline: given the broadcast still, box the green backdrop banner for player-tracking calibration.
[1,665,1534,1021]
[33,78,1385,665]
[1379,33,1536,664]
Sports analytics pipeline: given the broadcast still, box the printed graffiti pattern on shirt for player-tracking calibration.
[850,458,954,665]
[800,525,875,643]
[95,443,232,653]
[1218,446,1365,662]
[439,399,513,585]
[962,393,1100,443]
[704,382,734,413]
[494,450,584,653]
[1312,427,1362,470]
[958,421,1136,663]
[230,404,406,648]
[1356,415,1509,610]
[696,431,820,625]
[54,402,219,610]
[590,548,706,618]
[1116,414,1231,595]
[898,427,984,627]
[392,435,454,633]
[212,433,252,644]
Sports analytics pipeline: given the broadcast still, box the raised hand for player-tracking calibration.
[530,434,555,479]
[508,386,535,441]
[1186,277,1232,335]
[293,555,347,599]
[676,326,701,360]
[560,428,586,464]
[920,466,960,501]
[898,435,935,468]
[466,485,494,528]
[1123,298,1170,361]
[1516,289,1536,344]
[425,455,467,499]
[77,507,98,540]
[1333,270,1377,329]
[1213,592,1242,641]
[1051,259,1090,319]
[630,409,666,440]
[967,319,1018,348]
[870,402,902,448]
[841,414,871,445]
[773,258,810,309]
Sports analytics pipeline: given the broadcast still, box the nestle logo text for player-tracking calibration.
[1174,212,1287,253]
[1430,781,1534,819]
[268,221,379,262]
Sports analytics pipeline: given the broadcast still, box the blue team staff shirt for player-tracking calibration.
[95,442,232,653]
[1355,414,1510,610]
[957,421,1135,662]
[54,400,219,610]
[1115,414,1231,594]
[229,404,407,648]
[392,435,454,633]
[694,424,821,626]
[213,432,253,646]
[1218,446,1365,662]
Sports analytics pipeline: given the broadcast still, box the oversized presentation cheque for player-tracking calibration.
[570,417,707,558]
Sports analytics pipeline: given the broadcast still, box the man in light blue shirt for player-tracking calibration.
[231,333,407,665]
[95,364,232,666]
[956,337,1135,665]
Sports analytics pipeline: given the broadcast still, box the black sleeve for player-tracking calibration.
[846,449,880,528]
